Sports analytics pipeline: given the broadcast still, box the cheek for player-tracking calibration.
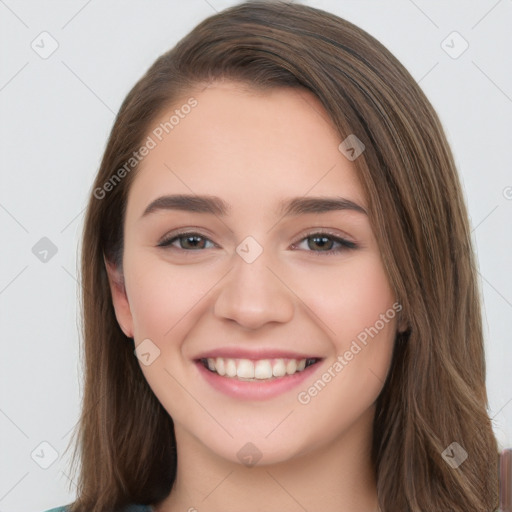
[295,252,397,344]
[291,256,397,440]
[123,252,215,341]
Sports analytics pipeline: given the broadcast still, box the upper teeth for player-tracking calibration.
[204,357,310,380]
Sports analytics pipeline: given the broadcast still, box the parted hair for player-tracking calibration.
[67,2,499,511]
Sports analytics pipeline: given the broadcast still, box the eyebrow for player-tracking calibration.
[140,194,367,219]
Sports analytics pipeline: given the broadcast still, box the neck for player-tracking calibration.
[153,407,380,512]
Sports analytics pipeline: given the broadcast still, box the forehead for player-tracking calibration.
[125,82,366,221]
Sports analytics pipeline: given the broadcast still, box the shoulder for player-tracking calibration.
[41,505,152,512]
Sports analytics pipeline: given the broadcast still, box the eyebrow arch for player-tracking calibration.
[140,194,367,219]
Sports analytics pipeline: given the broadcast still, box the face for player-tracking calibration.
[107,81,402,466]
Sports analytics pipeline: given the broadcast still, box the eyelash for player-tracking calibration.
[157,229,357,255]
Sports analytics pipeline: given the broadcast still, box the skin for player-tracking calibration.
[106,81,404,512]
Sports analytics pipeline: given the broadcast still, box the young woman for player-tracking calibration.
[44,1,500,511]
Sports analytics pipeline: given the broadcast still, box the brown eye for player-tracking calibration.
[292,232,357,255]
[308,235,335,251]
[158,232,215,250]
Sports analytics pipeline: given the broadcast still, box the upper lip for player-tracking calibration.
[193,347,322,361]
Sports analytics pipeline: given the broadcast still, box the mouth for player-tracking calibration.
[198,356,321,381]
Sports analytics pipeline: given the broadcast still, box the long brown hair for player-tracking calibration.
[67,1,499,511]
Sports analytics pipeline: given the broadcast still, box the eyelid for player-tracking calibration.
[291,228,356,247]
[158,227,358,253]
[157,230,217,250]
[157,228,217,246]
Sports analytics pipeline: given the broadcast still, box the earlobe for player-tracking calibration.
[397,310,409,334]
[394,300,409,334]
[103,254,134,339]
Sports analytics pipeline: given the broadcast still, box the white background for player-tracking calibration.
[1,1,511,511]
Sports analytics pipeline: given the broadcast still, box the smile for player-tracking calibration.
[200,357,320,381]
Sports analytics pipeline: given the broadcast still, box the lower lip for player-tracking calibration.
[194,360,322,400]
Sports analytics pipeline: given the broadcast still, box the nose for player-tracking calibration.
[213,247,295,330]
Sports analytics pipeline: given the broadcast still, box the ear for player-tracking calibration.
[104,254,134,338]
[397,308,409,334]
